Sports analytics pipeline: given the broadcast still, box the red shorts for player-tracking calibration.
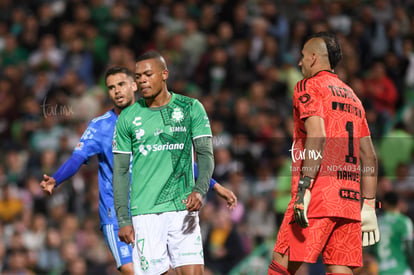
[274,211,362,267]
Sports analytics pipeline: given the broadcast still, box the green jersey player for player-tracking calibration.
[374,191,414,275]
[112,51,214,275]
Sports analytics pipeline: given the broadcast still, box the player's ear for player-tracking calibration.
[311,53,317,67]
[162,69,169,81]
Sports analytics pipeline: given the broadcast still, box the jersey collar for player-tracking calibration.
[312,70,338,78]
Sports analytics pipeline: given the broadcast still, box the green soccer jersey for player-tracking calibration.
[113,92,212,215]
[375,211,414,275]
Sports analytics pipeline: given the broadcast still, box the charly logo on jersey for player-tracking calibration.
[171,107,184,123]
[133,116,142,126]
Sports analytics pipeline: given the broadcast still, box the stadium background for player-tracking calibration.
[0,0,413,274]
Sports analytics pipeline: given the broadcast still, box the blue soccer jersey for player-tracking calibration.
[73,110,120,229]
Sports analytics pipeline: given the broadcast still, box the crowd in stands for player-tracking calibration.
[0,0,413,274]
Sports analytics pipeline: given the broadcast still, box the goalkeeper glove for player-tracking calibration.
[361,198,380,246]
[293,175,314,228]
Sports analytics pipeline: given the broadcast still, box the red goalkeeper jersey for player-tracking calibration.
[290,70,370,221]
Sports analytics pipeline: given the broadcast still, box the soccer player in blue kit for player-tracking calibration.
[40,66,237,274]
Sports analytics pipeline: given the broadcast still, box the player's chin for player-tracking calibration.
[115,101,130,109]
[141,92,154,99]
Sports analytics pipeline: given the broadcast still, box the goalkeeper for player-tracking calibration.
[268,32,379,275]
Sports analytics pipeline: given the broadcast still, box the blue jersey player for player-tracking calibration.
[40,66,237,274]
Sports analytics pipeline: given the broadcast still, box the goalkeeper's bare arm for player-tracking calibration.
[359,135,380,246]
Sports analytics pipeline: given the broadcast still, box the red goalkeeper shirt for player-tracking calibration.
[290,70,370,221]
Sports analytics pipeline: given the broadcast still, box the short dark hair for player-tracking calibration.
[104,66,134,81]
[383,191,399,207]
[308,32,342,69]
[136,50,167,70]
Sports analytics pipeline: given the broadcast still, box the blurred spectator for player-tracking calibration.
[58,36,94,87]
[18,14,40,52]
[36,227,64,274]
[326,1,351,35]
[3,248,35,275]
[36,2,61,37]
[230,3,250,40]
[0,240,5,273]
[62,256,88,275]
[30,116,64,152]
[198,46,231,95]
[204,207,246,275]
[213,147,240,183]
[247,196,275,246]
[248,17,269,65]
[227,38,256,94]
[83,23,108,78]
[0,34,28,67]
[0,76,18,140]
[260,1,289,54]
[21,176,48,214]
[403,36,414,92]
[393,163,414,219]
[372,191,414,275]
[182,16,207,76]
[21,213,47,252]
[4,149,27,188]
[0,185,23,224]
[211,119,232,149]
[12,96,42,145]
[28,33,63,73]
[273,157,292,229]
[230,133,257,179]
[379,121,414,178]
[110,20,140,58]
[255,36,281,79]
[363,60,399,133]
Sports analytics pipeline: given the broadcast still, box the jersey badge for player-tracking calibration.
[299,94,311,104]
[74,142,84,151]
[171,107,184,123]
[154,128,163,136]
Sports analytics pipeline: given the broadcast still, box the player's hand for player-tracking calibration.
[293,175,314,228]
[214,183,238,210]
[118,225,135,246]
[186,191,203,211]
[361,198,380,246]
[39,174,56,195]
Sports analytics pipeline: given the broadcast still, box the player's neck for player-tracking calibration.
[114,106,122,115]
[311,66,333,77]
[146,90,171,108]
[114,101,135,115]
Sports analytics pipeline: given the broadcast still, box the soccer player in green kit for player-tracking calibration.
[112,51,214,275]
[374,191,414,275]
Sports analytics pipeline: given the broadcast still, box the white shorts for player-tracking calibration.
[131,210,204,275]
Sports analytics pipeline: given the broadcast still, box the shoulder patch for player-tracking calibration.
[296,78,309,93]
